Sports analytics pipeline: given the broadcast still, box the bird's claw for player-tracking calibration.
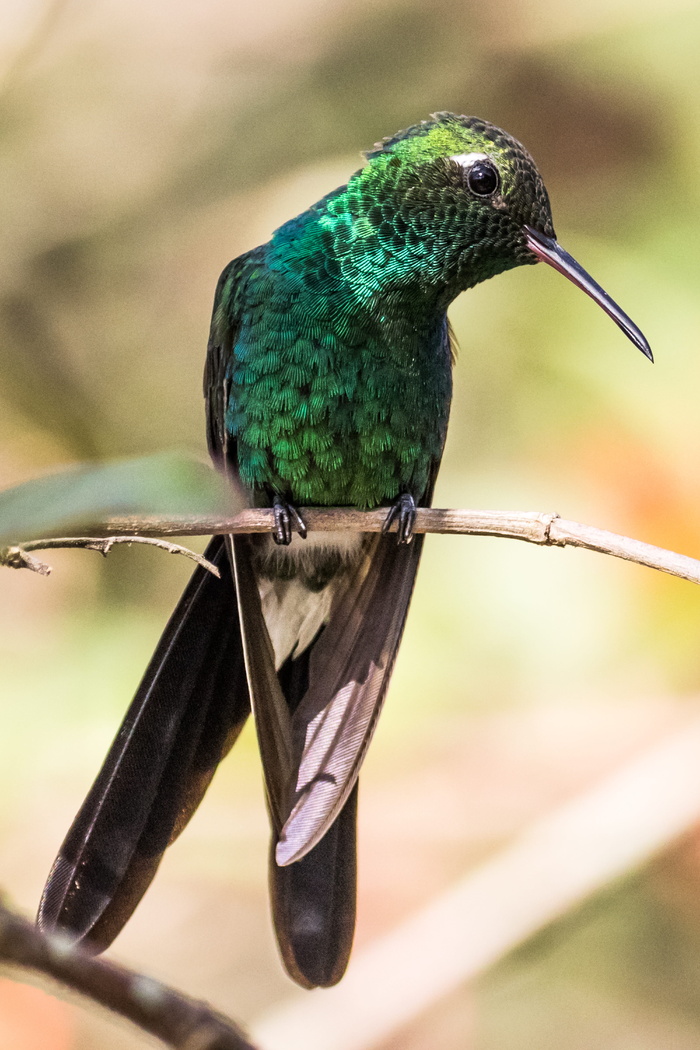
[272,496,307,546]
[382,493,416,545]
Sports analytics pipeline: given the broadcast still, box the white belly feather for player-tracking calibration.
[255,531,366,669]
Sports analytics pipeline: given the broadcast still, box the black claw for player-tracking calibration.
[382,493,416,545]
[272,496,307,546]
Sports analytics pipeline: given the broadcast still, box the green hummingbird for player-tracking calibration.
[38,113,651,988]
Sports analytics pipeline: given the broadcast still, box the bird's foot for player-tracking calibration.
[382,493,416,545]
[272,495,307,546]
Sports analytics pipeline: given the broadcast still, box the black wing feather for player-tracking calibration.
[39,252,254,948]
[270,783,358,988]
[277,533,424,864]
[38,536,250,946]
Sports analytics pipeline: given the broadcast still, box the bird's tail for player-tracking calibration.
[273,616,358,988]
[270,783,358,988]
[232,530,425,987]
[38,529,416,989]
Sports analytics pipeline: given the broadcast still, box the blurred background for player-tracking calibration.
[1,0,700,1046]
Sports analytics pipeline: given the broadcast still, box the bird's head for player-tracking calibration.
[334,112,651,358]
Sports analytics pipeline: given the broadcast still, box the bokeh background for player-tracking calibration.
[2,0,700,1046]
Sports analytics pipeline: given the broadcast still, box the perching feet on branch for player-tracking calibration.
[382,493,417,545]
[272,495,307,546]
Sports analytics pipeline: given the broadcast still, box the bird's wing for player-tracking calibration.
[204,256,247,472]
[206,252,295,829]
[38,256,258,949]
[38,536,250,947]
[276,530,425,865]
[229,534,294,830]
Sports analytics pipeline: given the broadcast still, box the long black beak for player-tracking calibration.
[524,225,653,362]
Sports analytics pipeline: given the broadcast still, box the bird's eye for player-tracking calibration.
[466,161,500,197]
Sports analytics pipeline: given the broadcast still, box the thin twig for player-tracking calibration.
[0,901,256,1049]
[0,536,220,577]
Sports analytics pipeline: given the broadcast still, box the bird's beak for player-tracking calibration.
[524,225,653,362]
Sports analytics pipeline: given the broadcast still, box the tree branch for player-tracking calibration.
[0,900,257,1049]
[0,536,221,577]
[3,507,699,589]
[81,507,700,589]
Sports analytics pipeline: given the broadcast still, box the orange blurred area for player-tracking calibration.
[0,979,74,1050]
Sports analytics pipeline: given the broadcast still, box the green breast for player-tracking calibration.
[226,253,453,508]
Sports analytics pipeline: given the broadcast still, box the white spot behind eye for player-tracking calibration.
[449,152,490,170]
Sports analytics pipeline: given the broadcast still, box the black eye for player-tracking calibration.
[466,161,499,197]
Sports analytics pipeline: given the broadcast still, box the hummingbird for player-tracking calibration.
[37,113,651,988]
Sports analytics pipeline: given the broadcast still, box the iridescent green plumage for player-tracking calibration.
[39,113,650,990]
[217,244,451,506]
[214,114,554,511]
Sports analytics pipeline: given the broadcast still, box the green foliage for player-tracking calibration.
[0,453,238,545]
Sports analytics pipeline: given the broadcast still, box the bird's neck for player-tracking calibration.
[268,169,481,323]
